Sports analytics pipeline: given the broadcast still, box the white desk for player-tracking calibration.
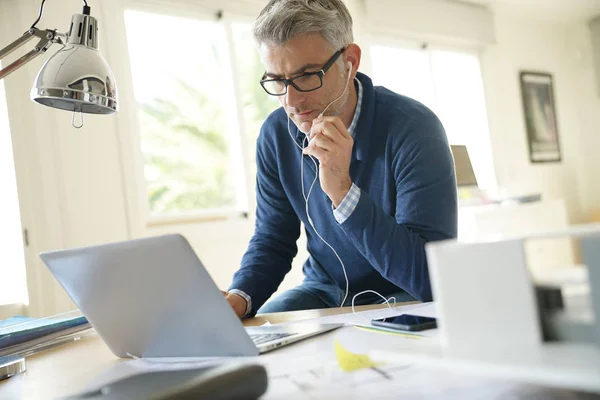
[0,304,389,399]
[2,301,598,399]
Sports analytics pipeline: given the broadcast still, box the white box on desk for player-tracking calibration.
[421,223,600,392]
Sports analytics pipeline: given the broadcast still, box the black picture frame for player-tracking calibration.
[519,71,561,163]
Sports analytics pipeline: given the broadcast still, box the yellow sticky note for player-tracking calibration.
[334,339,378,372]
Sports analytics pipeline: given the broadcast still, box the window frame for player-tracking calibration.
[0,61,30,311]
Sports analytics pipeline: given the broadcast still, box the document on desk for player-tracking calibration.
[263,353,590,399]
[75,322,588,400]
[94,345,590,398]
[265,329,592,400]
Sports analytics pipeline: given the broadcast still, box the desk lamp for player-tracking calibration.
[0,0,118,127]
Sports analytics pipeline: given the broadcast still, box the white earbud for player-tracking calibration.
[347,61,352,71]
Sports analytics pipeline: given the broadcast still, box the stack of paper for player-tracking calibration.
[0,310,94,357]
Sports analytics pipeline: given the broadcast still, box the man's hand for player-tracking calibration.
[303,116,353,207]
[221,290,247,318]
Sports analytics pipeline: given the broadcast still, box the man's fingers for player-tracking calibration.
[221,290,228,296]
[311,117,351,141]
[311,120,343,142]
[303,143,328,162]
[322,116,351,140]
[308,132,334,151]
[226,293,247,318]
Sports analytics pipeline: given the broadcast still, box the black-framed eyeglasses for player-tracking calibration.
[259,47,345,96]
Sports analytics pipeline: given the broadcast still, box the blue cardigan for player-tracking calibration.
[230,72,457,314]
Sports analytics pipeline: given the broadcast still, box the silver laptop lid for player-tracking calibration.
[40,234,258,358]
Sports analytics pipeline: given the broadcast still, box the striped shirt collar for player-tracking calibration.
[347,77,363,138]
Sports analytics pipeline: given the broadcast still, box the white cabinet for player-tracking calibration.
[459,199,576,277]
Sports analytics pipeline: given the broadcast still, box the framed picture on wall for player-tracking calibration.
[519,71,561,163]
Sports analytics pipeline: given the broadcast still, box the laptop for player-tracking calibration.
[39,234,342,358]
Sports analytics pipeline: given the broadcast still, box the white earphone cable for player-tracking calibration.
[300,136,350,307]
[285,61,395,313]
[318,61,353,119]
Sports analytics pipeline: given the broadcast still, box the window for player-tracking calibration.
[124,10,279,219]
[0,69,28,306]
[231,22,280,185]
[371,43,496,190]
[125,11,234,216]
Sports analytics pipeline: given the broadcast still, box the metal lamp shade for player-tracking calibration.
[30,13,118,114]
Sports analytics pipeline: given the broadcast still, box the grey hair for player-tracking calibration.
[252,0,354,52]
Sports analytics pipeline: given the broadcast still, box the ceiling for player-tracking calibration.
[452,0,600,23]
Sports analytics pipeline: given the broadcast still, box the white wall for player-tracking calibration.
[480,7,600,224]
[1,0,130,316]
[2,0,599,317]
[570,22,600,219]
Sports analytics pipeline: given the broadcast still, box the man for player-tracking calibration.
[222,0,457,318]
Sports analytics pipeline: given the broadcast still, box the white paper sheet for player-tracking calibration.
[87,352,556,400]
[79,324,591,399]
[261,355,580,400]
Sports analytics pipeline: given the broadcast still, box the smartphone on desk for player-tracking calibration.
[371,314,437,332]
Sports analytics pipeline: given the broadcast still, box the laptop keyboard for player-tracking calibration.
[249,332,295,345]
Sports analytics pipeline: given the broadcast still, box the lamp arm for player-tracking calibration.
[0,28,63,80]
